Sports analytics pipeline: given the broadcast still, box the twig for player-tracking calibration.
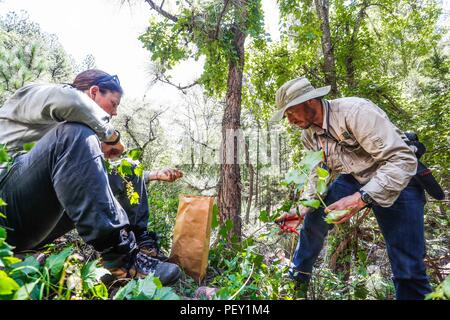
[154,73,199,94]
[214,0,230,39]
[228,263,255,300]
[145,0,178,22]
[288,233,296,269]
[328,208,371,270]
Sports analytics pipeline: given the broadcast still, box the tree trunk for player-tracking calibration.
[344,22,357,90]
[254,122,260,223]
[245,137,254,224]
[314,0,338,95]
[344,1,368,90]
[218,24,246,242]
[265,125,271,214]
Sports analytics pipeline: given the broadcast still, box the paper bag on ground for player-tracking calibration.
[169,195,214,282]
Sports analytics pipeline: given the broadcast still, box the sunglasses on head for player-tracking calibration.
[94,74,121,86]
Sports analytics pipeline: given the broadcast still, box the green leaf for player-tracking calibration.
[211,203,219,229]
[317,179,327,194]
[0,270,20,295]
[118,159,133,176]
[134,163,144,177]
[316,166,329,179]
[278,201,293,213]
[443,276,450,299]
[104,159,112,174]
[139,275,158,298]
[219,225,228,239]
[258,210,269,222]
[0,145,10,164]
[299,150,324,172]
[0,198,7,206]
[113,280,137,300]
[22,142,35,152]
[153,287,180,300]
[324,210,350,224]
[2,256,21,266]
[113,275,173,300]
[252,254,264,267]
[0,227,6,239]
[44,246,73,277]
[300,199,321,209]
[425,291,443,300]
[13,280,39,300]
[0,242,14,258]
[11,256,40,276]
[92,283,109,299]
[218,219,234,239]
[81,260,110,290]
[127,148,143,161]
[284,170,307,186]
[0,212,6,219]
[225,219,233,232]
[153,277,163,289]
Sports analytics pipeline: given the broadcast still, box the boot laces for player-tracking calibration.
[134,251,160,274]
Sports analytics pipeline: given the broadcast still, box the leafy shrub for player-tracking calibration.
[113,274,180,300]
[426,275,450,300]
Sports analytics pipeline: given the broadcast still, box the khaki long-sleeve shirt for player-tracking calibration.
[301,97,417,207]
[0,83,115,178]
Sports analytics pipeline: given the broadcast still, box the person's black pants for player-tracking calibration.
[0,123,150,266]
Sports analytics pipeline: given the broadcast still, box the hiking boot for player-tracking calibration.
[100,230,180,286]
[135,230,169,262]
[107,251,181,286]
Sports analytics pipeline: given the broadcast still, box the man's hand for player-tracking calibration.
[101,141,125,160]
[154,168,183,182]
[325,192,366,224]
[275,206,311,234]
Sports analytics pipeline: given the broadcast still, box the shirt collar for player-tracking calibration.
[311,99,328,135]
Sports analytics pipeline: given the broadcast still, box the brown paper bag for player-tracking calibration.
[169,195,214,282]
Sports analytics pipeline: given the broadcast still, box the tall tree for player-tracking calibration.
[0,11,74,103]
[138,0,264,241]
[314,0,338,95]
[76,54,97,73]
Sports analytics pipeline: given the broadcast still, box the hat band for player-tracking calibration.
[284,84,315,107]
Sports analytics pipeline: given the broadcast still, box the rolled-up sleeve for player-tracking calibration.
[347,102,417,207]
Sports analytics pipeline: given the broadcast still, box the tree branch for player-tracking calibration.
[214,0,230,39]
[144,0,178,22]
[123,108,165,153]
[190,136,218,152]
[153,72,199,94]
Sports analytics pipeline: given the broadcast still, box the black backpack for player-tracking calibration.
[405,132,445,200]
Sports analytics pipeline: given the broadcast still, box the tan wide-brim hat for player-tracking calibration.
[270,77,331,123]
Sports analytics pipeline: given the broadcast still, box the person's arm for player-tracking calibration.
[25,84,116,141]
[345,101,417,207]
[144,168,183,183]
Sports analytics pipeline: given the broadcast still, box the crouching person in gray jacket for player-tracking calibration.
[0,69,181,285]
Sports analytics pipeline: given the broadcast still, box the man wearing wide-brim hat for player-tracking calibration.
[272,77,432,300]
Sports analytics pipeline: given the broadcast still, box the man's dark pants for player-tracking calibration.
[290,174,432,300]
[0,123,150,265]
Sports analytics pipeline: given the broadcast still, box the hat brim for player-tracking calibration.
[270,85,331,123]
